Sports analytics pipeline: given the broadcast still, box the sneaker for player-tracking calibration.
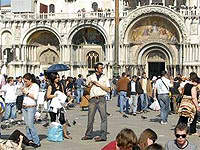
[160,121,167,125]
[132,113,136,116]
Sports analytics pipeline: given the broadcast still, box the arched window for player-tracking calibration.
[87,51,99,69]
[49,4,55,13]
[92,2,98,12]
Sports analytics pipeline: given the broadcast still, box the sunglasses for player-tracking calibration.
[175,134,186,138]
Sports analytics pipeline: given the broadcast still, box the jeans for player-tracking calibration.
[85,96,107,140]
[129,95,138,113]
[76,88,84,104]
[158,94,170,122]
[4,103,16,120]
[23,107,40,145]
[140,93,149,111]
[119,91,128,113]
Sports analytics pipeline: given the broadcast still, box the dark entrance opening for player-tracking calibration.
[148,62,165,79]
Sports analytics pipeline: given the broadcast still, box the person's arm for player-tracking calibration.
[17,135,23,150]
[92,79,111,93]
[191,86,200,112]
[46,85,56,99]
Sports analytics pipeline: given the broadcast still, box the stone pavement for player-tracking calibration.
[1,97,200,150]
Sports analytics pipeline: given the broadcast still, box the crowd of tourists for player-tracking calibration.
[0,62,199,149]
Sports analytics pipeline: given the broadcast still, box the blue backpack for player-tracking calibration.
[47,122,64,142]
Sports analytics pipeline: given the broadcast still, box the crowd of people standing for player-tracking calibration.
[0,62,199,149]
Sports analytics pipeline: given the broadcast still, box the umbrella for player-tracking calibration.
[46,64,70,73]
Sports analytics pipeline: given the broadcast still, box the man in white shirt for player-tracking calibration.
[81,62,110,142]
[154,71,173,125]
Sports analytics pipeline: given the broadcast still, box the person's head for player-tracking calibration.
[142,72,147,78]
[122,72,126,77]
[174,123,189,146]
[138,128,158,150]
[94,62,104,74]
[49,72,60,84]
[161,71,168,77]
[116,128,137,150]
[23,73,36,87]
[132,75,137,82]
[78,74,82,78]
[189,72,198,83]
[18,76,22,83]
[7,76,14,85]
[145,143,163,150]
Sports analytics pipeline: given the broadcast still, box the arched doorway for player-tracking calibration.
[87,51,99,74]
[147,50,166,78]
[27,30,60,71]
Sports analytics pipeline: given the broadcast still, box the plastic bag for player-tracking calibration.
[47,122,64,142]
[149,100,160,111]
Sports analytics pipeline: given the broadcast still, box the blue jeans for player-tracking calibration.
[119,91,128,113]
[4,103,16,120]
[158,94,170,122]
[129,95,138,113]
[76,88,84,104]
[140,93,149,111]
[23,107,40,145]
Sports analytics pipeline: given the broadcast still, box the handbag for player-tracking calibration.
[178,98,196,121]
[149,100,160,111]
[47,122,64,142]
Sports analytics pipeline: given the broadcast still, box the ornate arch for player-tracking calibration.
[21,25,62,45]
[121,5,187,44]
[136,42,175,65]
[67,23,108,45]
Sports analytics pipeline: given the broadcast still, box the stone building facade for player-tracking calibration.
[0,0,200,79]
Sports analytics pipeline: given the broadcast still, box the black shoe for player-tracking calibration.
[30,143,41,148]
[141,115,147,119]
[72,120,76,125]
[122,114,129,118]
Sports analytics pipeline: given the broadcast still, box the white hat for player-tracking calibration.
[152,76,157,81]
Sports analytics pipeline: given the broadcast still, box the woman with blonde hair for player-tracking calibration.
[138,128,158,150]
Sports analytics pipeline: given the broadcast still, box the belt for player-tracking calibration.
[23,105,36,108]
[158,93,169,95]
[91,95,105,99]
[183,95,192,99]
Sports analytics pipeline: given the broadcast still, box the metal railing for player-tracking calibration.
[0,10,129,21]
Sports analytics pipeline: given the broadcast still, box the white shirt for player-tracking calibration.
[1,84,17,103]
[87,73,110,98]
[23,83,39,106]
[155,77,173,94]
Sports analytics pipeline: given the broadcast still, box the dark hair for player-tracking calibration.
[161,71,167,76]
[174,123,189,135]
[49,72,59,84]
[7,77,13,83]
[145,143,163,150]
[78,74,82,78]
[189,72,198,82]
[132,75,137,79]
[94,62,103,70]
[122,72,126,77]
[23,73,37,83]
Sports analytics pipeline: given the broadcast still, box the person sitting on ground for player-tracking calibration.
[102,128,138,150]
[165,123,197,150]
[145,143,164,150]
[138,128,158,150]
[0,129,36,150]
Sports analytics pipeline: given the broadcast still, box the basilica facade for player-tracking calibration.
[0,0,200,79]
